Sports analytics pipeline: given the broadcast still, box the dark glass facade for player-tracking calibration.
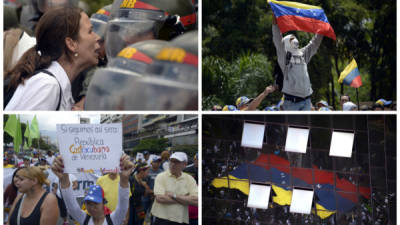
[203,115,396,225]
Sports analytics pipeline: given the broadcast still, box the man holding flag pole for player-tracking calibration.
[269,0,336,110]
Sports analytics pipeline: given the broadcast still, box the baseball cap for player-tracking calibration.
[222,105,238,111]
[84,185,104,204]
[375,99,392,106]
[151,156,162,163]
[143,151,149,155]
[236,96,253,108]
[317,100,329,107]
[170,152,188,162]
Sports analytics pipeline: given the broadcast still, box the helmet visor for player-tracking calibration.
[105,19,164,58]
[146,61,197,84]
[90,19,107,40]
[84,67,197,110]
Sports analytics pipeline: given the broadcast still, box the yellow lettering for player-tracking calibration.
[118,48,137,59]
[156,48,186,63]
[69,144,82,154]
[120,0,136,8]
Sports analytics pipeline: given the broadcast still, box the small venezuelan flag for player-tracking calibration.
[268,0,336,40]
[338,59,362,88]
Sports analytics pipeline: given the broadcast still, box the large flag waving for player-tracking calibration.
[212,153,370,219]
[4,115,22,152]
[4,115,18,138]
[338,59,362,88]
[24,121,32,147]
[30,115,40,139]
[268,0,336,40]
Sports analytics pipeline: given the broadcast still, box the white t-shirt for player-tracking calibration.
[5,61,75,110]
[46,155,55,166]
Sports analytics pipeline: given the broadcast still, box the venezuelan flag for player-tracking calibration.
[338,59,362,88]
[268,0,336,40]
[211,153,371,219]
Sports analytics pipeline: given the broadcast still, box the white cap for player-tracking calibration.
[151,155,161,163]
[343,102,357,111]
[170,152,188,162]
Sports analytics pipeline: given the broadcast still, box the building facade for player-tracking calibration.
[203,115,395,224]
[122,114,198,151]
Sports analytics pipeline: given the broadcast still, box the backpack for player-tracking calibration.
[4,69,62,110]
[83,214,113,225]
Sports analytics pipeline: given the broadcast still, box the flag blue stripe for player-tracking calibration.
[343,67,360,85]
[270,2,329,23]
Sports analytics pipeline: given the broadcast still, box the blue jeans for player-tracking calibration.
[283,98,312,111]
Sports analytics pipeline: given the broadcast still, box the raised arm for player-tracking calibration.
[247,85,276,110]
[303,34,323,63]
[271,13,286,71]
[111,154,134,225]
[51,156,86,223]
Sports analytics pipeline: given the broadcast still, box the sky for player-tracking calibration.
[17,114,101,143]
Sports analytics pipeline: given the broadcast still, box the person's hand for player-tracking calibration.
[265,85,275,95]
[119,154,134,179]
[51,155,68,179]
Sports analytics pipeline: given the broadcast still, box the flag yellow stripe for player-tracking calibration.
[268,0,321,10]
[338,59,358,83]
[316,203,336,219]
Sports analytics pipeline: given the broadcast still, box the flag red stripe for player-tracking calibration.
[277,15,336,40]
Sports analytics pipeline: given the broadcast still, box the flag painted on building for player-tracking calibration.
[338,59,362,88]
[268,0,336,40]
[211,153,370,219]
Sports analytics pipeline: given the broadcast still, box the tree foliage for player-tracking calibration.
[132,138,169,154]
[202,0,396,109]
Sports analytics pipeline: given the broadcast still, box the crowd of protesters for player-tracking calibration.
[212,93,395,111]
[4,149,198,225]
[4,0,198,111]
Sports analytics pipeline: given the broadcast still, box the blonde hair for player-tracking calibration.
[161,151,170,160]
[17,166,50,186]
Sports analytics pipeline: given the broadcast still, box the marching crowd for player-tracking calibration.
[4,149,198,225]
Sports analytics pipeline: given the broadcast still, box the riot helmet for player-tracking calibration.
[85,32,198,110]
[90,4,112,41]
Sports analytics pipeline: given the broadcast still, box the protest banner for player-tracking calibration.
[57,123,122,174]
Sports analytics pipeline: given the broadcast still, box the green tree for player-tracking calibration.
[132,138,169,154]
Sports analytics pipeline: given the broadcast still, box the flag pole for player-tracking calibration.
[356,88,360,109]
